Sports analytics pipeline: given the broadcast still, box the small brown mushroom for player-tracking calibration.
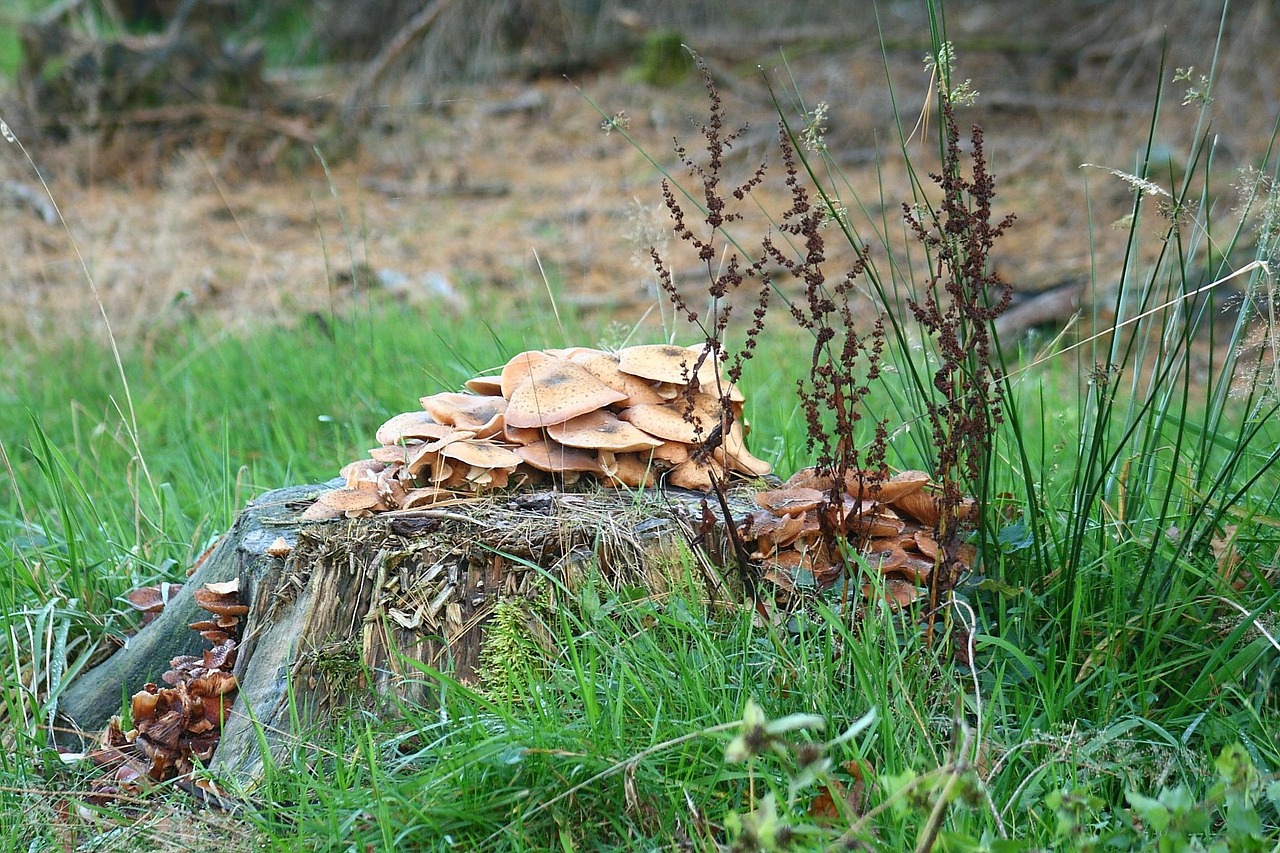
[400,487,455,508]
[463,374,504,396]
[856,509,906,539]
[617,394,724,443]
[375,411,452,446]
[515,440,603,475]
[600,452,659,488]
[666,458,729,490]
[862,575,921,609]
[755,486,826,516]
[546,410,664,453]
[503,423,545,445]
[499,350,556,399]
[739,510,810,558]
[317,487,381,513]
[420,392,507,439]
[340,458,384,490]
[616,344,700,385]
[504,360,628,429]
[570,351,668,406]
[651,440,690,466]
[862,542,911,573]
[439,440,523,472]
[848,470,931,503]
[368,445,412,466]
[125,583,182,615]
[299,501,343,521]
[192,588,248,617]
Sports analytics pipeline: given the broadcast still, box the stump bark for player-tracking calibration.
[58,479,754,780]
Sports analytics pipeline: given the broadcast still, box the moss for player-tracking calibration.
[478,599,548,701]
[304,637,365,697]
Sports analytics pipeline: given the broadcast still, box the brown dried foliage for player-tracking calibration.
[902,95,1014,614]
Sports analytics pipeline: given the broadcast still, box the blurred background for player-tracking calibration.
[0,0,1277,343]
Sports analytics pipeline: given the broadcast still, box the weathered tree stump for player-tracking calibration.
[58,479,755,781]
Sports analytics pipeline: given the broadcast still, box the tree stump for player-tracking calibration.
[58,479,754,781]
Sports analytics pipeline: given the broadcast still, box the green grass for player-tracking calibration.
[3,3,1280,851]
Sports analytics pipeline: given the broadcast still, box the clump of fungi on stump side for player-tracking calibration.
[85,577,246,802]
[744,468,977,610]
[305,342,772,519]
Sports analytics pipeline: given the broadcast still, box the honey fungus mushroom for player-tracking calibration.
[546,410,663,453]
[316,341,777,512]
[617,394,725,444]
[570,350,668,406]
[420,392,507,439]
[515,439,603,481]
[438,440,523,488]
[504,359,628,429]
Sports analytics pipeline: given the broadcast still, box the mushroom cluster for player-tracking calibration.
[92,580,244,791]
[741,468,976,608]
[306,344,772,519]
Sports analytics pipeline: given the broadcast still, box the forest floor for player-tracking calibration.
[1,12,1275,351]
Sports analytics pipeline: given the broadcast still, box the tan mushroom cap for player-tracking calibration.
[855,470,931,503]
[340,458,384,488]
[500,350,556,399]
[600,452,660,488]
[617,394,724,443]
[400,487,455,509]
[716,422,772,476]
[317,487,382,512]
[857,509,906,539]
[571,351,667,406]
[515,439,603,474]
[421,392,508,438]
[463,374,504,396]
[544,346,601,359]
[740,510,810,558]
[193,587,249,617]
[651,440,690,466]
[125,585,175,614]
[666,458,729,490]
[439,439,523,471]
[300,501,343,521]
[504,359,628,429]
[376,411,453,446]
[756,486,826,516]
[863,576,921,609]
[546,410,664,452]
[377,467,409,506]
[617,344,701,385]
[368,445,412,466]
[862,541,911,573]
[266,536,293,557]
[504,423,546,445]
[682,343,746,402]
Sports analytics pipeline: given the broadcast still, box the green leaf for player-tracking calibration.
[1214,742,1255,787]
[1126,790,1171,833]
[1224,803,1262,839]
[935,829,983,851]
[1266,780,1280,811]
[996,519,1035,553]
[1158,785,1196,816]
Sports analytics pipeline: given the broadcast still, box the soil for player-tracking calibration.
[2,7,1277,349]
